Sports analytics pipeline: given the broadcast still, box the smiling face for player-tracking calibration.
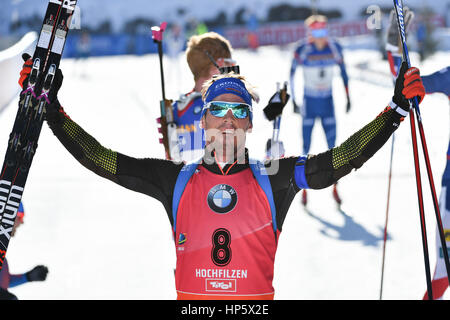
[201,93,252,161]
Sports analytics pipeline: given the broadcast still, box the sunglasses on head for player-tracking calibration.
[217,57,237,67]
[204,101,252,119]
[204,51,240,75]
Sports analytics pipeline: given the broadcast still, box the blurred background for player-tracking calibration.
[1,0,449,110]
[1,0,449,56]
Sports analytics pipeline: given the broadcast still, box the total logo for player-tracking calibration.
[207,184,238,214]
[206,279,236,293]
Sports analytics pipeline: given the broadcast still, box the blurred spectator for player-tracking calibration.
[196,22,208,35]
[76,32,91,58]
[166,23,187,94]
[416,20,427,60]
[446,2,450,27]
[75,31,91,77]
[415,8,438,61]
[244,8,259,50]
[167,23,185,59]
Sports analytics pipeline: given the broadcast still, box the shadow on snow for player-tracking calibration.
[304,206,391,247]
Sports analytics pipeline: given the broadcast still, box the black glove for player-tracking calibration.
[346,97,351,113]
[19,52,64,107]
[263,90,290,121]
[25,265,49,282]
[0,288,18,300]
[392,61,425,113]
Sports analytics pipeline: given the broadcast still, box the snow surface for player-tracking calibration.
[1,44,449,300]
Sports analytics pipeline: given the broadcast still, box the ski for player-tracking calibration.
[0,0,77,270]
[264,82,288,160]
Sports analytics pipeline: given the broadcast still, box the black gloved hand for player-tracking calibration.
[25,265,49,282]
[263,90,290,121]
[392,61,425,113]
[18,52,64,107]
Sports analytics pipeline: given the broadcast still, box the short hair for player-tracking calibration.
[201,72,260,104]
[304,14,328,27]
[186,32,233,82]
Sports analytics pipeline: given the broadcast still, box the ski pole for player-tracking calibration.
[152,22,168,101]
[393,0,450,299]
[393,0,432,300]
[380,133,395,300]
[272,82,281,142]
[408,100,433,299]
[264,82,288,160]
[272,81,288,142]
[151,22,177,160]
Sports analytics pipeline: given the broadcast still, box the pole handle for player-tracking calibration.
[151,22,168,101]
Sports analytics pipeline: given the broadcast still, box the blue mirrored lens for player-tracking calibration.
[208,102,249,119]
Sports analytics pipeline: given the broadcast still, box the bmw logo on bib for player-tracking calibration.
[207,184,238,214]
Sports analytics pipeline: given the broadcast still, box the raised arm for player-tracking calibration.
[45,99,183,220]
[297,61,425,190]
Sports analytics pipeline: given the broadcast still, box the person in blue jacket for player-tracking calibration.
[0,203,49,300]
[170,32,237,162]
[290,15,350,206]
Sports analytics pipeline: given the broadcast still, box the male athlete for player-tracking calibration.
[290,15,350,206]
[19,54,424,299]
[169,32,237,162]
